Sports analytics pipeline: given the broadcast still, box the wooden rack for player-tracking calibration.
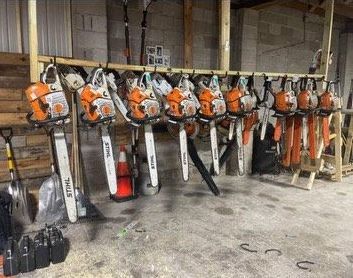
[26,0,344,189]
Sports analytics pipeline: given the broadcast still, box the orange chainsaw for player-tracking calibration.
[318,80,340,148]
[125,72,162,188]
[193,75,226,175]
[152,73,199,181]
[25,63,77,223]
[225,74,258,175]
[291,77,319,165]
[272,76,298,167]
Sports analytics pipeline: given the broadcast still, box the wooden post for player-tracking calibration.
[184,0,193,68]
[219,0,231,71]
[28,0,39,82]
[15,0,23,53]
[319,0,342,182]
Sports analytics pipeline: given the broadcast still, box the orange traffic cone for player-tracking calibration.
[111,145,136,202]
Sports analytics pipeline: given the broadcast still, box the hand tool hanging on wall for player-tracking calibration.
[318,80,340,148]
[272,76,298,167]
[125,72,161,188]
[25,63,77,223]
[79,67,117,195]
[152,73,199,181]
[122,0,131,64]
[140,0,155,65]
[0,128,33,226]
[193,75,226,176]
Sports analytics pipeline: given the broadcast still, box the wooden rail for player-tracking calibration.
[37,55,324,79]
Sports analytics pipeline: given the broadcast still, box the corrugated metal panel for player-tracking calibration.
[0,0,72,57]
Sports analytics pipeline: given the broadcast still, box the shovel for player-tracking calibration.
[36,129,66,223]
[0,127,32,225]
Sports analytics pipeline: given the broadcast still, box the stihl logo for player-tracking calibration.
[213,148,218,160]
[182,152,187,165]
[150,155,156,169]
[65,178,73,197]
[104,142,111,158]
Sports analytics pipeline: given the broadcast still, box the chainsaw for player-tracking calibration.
[318,80,340,148]
[79,67,117,195]
[152,73,199,181]
[292,77,319,165]
[224,74,257,175]
[272,76,298,167]
[193,75,226,175]
[25,63,78,223]
[124,72,161,188]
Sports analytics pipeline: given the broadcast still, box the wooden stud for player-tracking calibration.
[219,0,231,71]
[28,0,39,83]
[320,0,334,78]
[184,0,193,68]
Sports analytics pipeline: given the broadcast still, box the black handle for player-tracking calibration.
[0,127,13,142]
[26,112,69,128]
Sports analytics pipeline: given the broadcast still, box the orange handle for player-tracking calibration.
[273,118,282,142]
[291,116,302,165]
[308,114,316,160]
[282,116,294,167]
[322,116,330,147]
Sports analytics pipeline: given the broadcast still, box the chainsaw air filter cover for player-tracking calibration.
[25,64,69,122]
[274,90,297,114]
[297,90,319,112]
[80,68,115,122]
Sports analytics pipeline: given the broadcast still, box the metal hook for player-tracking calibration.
[154,65,157,73]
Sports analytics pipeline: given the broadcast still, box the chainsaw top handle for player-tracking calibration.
[0,127,13,143]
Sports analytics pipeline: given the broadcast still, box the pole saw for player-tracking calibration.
[25,63,78,223]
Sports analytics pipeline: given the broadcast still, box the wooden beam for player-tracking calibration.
[37,55,324,79]
[219,0,231,71]
[231,0,284,10]
[0,52,29,66]
[28,0,38,83]
[184,0,193,68]
[320,0,334,78]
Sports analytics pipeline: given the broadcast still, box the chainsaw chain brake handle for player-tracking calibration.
[25,63,71,128]
[126,72,162,124]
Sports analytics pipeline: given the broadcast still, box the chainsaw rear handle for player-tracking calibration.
[0,127,13,143]
[26,112,70,128]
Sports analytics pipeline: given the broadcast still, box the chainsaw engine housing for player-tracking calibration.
[274,90,297,115]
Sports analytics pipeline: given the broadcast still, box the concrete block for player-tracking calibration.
[259,11,287,25]
[84,15,93,31]
[242,9,259,27]
[109,37,125,52]
[109,20,125,39]
[258,22,269,34]
[72,0,106,16]
[161,1,183,19]
[74,14,85,30]
[193,7,205,22]
[151,15,173,30]
[269,24,281,36]
[92,15,107,33]
[243,25,258,40]
[203,35,218,50]
[163,31,183,45]
[76,31,107,49]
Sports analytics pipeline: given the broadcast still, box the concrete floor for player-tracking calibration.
[20,173,353,277]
